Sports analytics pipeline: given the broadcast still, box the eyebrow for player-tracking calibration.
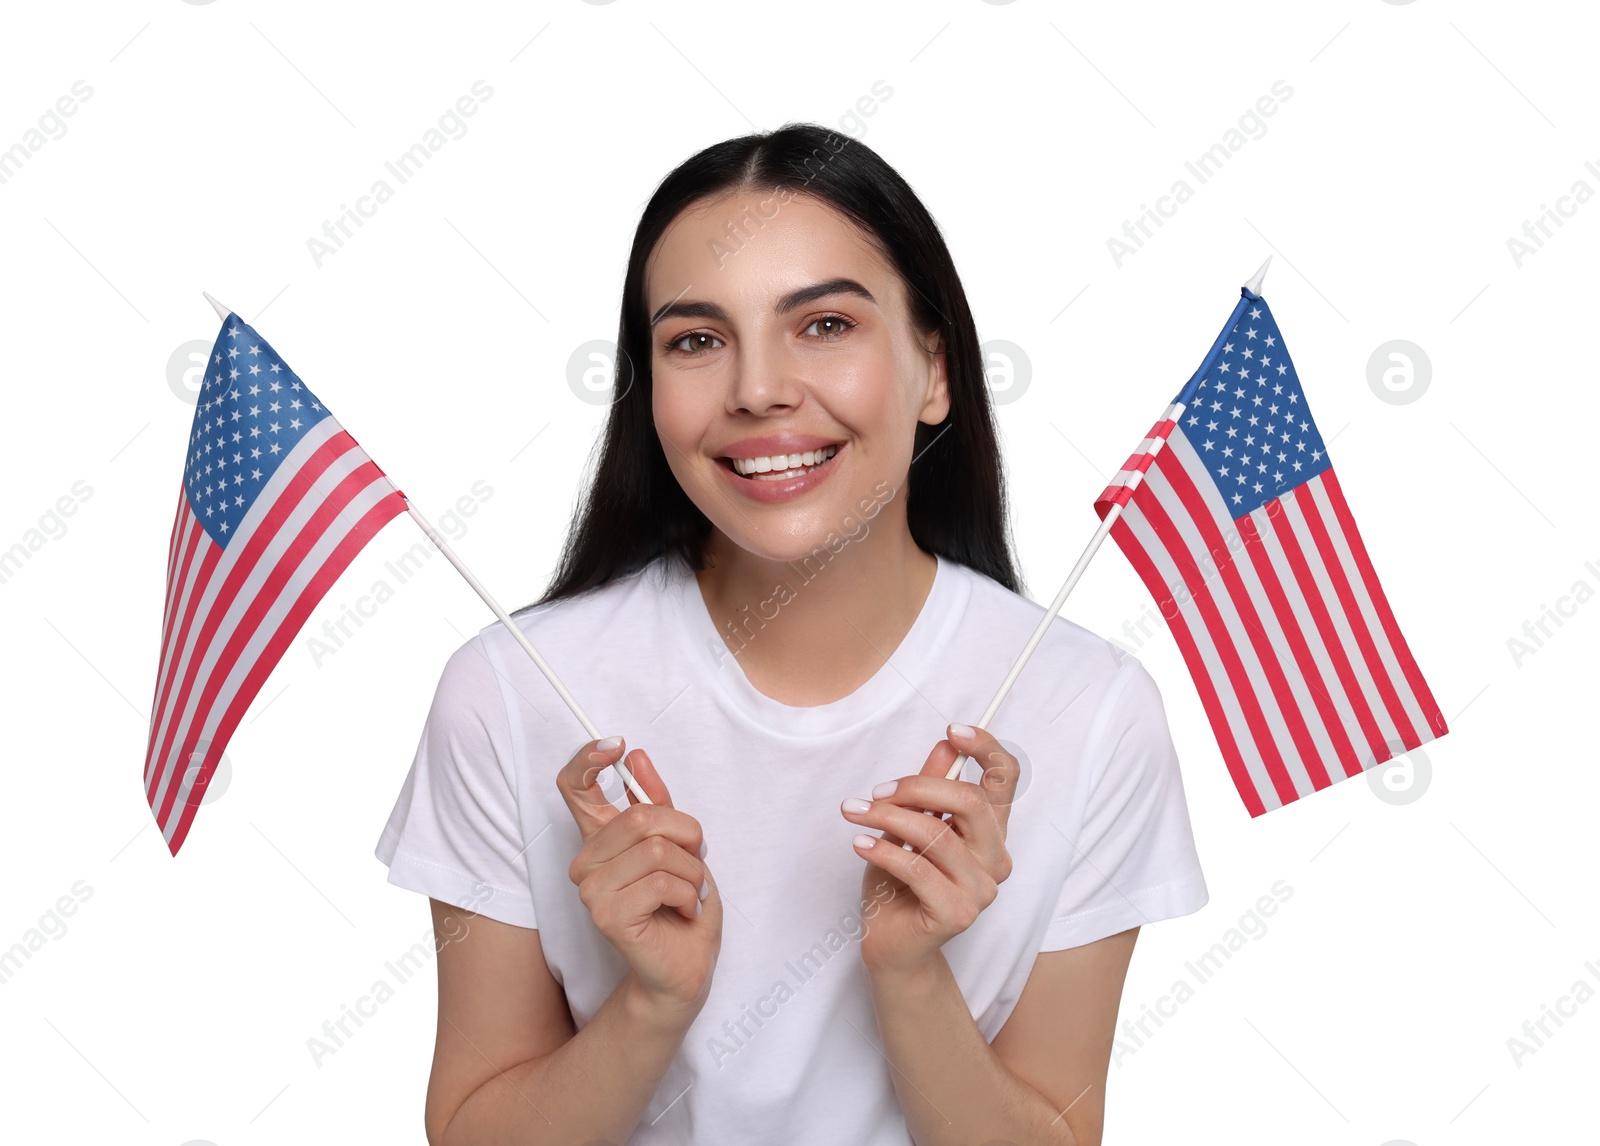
[648,277,878,328]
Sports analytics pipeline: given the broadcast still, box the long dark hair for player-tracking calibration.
[523,122,1020,611]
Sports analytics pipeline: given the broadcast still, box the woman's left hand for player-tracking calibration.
[841,723,1020,976]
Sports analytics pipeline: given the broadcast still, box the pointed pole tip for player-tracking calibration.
[1243,256,1272,296]
[202,291,233,322]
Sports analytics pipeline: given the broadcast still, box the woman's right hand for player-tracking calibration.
[557,737,721,1016]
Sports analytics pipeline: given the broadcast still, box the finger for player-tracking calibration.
[556,736,629,843]
[844,790,991,891]
[622,747,673,808]
[576,833,710,920]
[608,865,707,926]
[947,723,1021,838]
[851,829,964,920]
[577,797,706,873]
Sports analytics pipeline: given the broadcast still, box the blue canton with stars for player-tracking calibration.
[185,315,331,549]
[1172,295,1330,519]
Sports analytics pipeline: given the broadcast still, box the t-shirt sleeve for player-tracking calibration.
[374,633,539,929]
[1038,656,1208,952]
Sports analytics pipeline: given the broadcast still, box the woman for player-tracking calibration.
[375,123,1208,1145]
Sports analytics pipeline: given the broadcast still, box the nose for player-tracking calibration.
[726,337,804,416]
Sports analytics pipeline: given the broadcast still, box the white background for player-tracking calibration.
[1,1,1594,1142]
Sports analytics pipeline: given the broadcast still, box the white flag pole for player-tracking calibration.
[201,293,654,807]
[935,256,1273,787]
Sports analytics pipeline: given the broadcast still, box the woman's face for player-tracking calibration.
[646,190,949,564]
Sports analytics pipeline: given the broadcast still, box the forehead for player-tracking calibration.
[644,190,900,316]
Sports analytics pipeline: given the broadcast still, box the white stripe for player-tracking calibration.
[1165,430,1344,795]
[1275,490,1405,757]
[1145,434,1312,798]
[147,418,354,810]
[1246,501,1371,774]
[1303,477,1432,743]
[161,472,400,839]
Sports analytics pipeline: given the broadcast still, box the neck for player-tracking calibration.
[693,502,937,707]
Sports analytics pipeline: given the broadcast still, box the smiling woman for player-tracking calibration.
[373,122,1209,1146]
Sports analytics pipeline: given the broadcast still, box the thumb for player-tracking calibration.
[622,747,673,808]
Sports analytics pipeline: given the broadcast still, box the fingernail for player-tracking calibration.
[871,780,898,800]
[698,839,708,860]
[694,898,703,916]
[596,735,623,751]
[842,797,872,815]
[699,876,709,900]
[949,723,976,741]
[853,833,876,850]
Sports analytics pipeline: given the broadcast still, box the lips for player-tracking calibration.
[712,439,846,503]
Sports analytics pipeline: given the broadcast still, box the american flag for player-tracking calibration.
[1094,286,1447,815]
[145,311,407,854]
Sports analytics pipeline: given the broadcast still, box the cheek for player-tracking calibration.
[651,377,716,478]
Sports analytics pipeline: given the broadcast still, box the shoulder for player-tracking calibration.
[945,557,1146,707]
[474,558,681,666]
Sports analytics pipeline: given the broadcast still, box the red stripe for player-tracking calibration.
[152,461,394,833]
[1294,481,1419,748]
[146,517,220,777]
[155,510,205,699]
[1153,444,1311,807]
[1237,509,1358,785]
[1109,512,1267,817]
[1266,496,1389,762]
[1320,470,1448,741]
[1097,418,1180,509]
[160,484,406,852]
[1132,475,1298,810]
[146,433,358,806]
[159,506,199,656]
[163,481,186,589]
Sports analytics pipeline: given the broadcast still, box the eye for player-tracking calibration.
[663,330,724,356]
[804,313,856,340]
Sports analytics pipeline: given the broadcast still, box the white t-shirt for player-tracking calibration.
[375,551,1208,1144]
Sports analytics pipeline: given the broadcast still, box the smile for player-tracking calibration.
[727,445,839,480]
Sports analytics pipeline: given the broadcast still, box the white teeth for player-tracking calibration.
[731,445,837,476]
